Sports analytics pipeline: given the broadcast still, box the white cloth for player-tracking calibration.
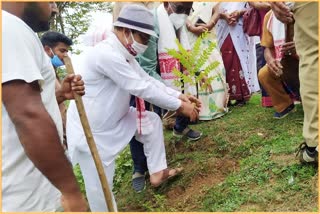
[267,12,286,61]
[186,2,229,120]
[157,4,191,91]
[135,96,154,135]
[190,2,219,24]
[2,11,62,211]
[75,150,118,212]
[215,2,260,93]
[66,32,182,211]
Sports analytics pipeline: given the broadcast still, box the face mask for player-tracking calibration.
[124,31,148,56]
[168,4,188,29]
[130,32,148,55]
[50,49,64,67]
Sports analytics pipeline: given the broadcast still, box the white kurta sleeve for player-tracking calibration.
[96,50,181,111]
[138,69,181,98]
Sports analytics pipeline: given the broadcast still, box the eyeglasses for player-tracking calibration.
[169,3,192,15]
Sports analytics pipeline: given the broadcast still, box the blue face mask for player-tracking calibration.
[50,49,64,67]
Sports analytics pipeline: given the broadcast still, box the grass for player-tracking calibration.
[75,94,318,212]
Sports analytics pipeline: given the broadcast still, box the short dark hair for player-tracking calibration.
[40,31,73,48]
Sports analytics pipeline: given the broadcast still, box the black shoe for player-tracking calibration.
[296,142,318,165]
[273,104,295,119]
[173,127,202,141]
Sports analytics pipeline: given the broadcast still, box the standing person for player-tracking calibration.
[216,2,260,106]
[270,2,318,164]
[141,2,202,140]
[41,31,73,149]
[248,2,272,107]
[2,2,87,212]
[66,4,200,211]
[186,2,229,120]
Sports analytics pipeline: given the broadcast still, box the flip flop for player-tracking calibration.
[151,167,183,188]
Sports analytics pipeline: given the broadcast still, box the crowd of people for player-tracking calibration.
[2,1,318,212]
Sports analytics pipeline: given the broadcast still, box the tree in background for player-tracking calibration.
[51,2,113,45]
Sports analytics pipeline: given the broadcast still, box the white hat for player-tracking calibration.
[113,4,157,37]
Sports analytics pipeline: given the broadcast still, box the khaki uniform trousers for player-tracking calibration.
[293,2,318,147]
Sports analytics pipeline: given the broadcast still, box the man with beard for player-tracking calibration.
[2,2,88,211]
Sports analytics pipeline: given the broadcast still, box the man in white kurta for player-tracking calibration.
[66,4,200,211]
[2,3,87,212]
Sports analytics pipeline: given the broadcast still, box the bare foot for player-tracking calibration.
[150,167,183,187]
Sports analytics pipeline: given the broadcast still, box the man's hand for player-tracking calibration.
[179,94,202,112]
[177,101,199,122]
[186,94,202,111]
[58,74,85,103]
[61,193,88,212]
[179,94,191,103]
[270,2,294,24]
[267,59,283,77]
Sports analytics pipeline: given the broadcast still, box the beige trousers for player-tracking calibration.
[293,2,319,147]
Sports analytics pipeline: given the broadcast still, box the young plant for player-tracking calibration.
[166,31,220,97]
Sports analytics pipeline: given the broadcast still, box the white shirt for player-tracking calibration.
[67,33,181,166]
[2,11,62,211]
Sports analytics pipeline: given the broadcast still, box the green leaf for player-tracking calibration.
[165,31,221,97]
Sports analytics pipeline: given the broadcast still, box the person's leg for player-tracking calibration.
[129,136,148,192]
[136,111,182,186]
[129,137,148,174]
[293,2,318,162]
[174,115,188,132]
[152,104,163,118]
[173,115,202,141]
[257,44,273,107]
[220,34,251,103]
[129,96,148,191]
[77,150,117,211]
[258,65,293,115]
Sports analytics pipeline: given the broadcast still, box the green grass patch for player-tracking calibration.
[75,94,318,212]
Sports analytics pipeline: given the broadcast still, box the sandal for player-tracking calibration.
[150,167,183,187]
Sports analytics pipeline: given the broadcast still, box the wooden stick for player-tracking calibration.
[63,56,115,212]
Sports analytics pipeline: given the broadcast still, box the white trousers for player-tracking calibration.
[76,149,118,212]
[73,111,167,211]
[135,111,167,174]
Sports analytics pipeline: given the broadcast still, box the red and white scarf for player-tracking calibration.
[129,56,154,135]
[267,12,286,61]
[157,4,191,91]
[135,97,153,135]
